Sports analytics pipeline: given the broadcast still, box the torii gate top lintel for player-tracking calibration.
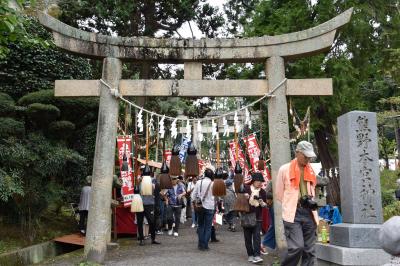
[38,8,353,62]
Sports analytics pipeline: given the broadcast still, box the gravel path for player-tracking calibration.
[41,218,280,266]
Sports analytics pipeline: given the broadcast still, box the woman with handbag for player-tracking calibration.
[166,176,186,237]
[241,172,267,264]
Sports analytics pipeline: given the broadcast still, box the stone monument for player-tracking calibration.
[317,111,391,265]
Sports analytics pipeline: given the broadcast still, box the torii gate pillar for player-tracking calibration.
[266,56,290,250]
[85,58,121,262]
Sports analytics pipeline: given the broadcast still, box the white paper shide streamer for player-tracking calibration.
[137,109,143,133]
[158,115,165,139]
[212,119,217,140]
[245,108,252,129]
[234,111,240,132]
[223,117,230,137]
[170,118,178,139]
[197,120,204,142]
[185,120,191,139]
[149,114,155,135]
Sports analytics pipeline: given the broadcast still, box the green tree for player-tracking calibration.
[0,15,98,241]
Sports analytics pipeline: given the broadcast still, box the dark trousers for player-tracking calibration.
[79,210,88,231]
[225,210,236,226]
[186,197,192,218]
[211,225,216,241]
[136,205,156,241]
[197,208,214,249]
[243,221,262,257]
[282,207,317,266]
[167,206,182,233]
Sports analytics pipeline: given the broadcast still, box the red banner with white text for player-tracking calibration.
[243,134,261,172]
[117,136,134,207]
[243,134,272,183]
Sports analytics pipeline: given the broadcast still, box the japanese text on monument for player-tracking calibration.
[356,115,377,219]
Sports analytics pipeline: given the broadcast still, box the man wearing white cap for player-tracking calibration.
[276,141,319,266]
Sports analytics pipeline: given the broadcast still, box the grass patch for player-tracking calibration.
[0,206,78,254]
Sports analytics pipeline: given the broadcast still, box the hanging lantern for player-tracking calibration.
[212,167,226,197]
[140,164,153,196]
[169,144,181,176]
[159,160,172,189]
[185,142,199,177]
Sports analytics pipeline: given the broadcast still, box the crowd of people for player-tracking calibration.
[79,140,320,265]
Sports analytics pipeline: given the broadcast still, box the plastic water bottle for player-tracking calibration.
[321,225,328,244]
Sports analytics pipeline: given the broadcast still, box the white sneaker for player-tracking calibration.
[191,224,196,228]
[252,256,263,263]
[248,256,254,262]
[168,229,173,236]
[260,247,268,255]
[173,232,179,237]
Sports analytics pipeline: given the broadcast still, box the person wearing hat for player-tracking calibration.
[276,140,318,266]
[242,172,268,264]
[380,216,400,266]
[191,166,215,251]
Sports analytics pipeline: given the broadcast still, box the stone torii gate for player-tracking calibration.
[38,8,352,263]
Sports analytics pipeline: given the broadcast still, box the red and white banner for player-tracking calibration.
[243,134,272,181]
[228,141,249,178]
[243,134,261,172]
[164,149,172,166]
[117,136,134,207]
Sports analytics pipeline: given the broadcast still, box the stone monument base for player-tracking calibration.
[330,223,382,248]
[316,243,391,266]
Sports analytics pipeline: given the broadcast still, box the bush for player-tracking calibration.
[380,169,399,191]
[382,189,396,207]
[18,89,55,106]
[383,201,400,221]
[48,120,75,139]
[26,103,60,125]
[0,93,15,117]
[0,117,24,138]
[18,90,99,125]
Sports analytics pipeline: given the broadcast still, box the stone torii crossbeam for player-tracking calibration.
[38,8,352,263]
